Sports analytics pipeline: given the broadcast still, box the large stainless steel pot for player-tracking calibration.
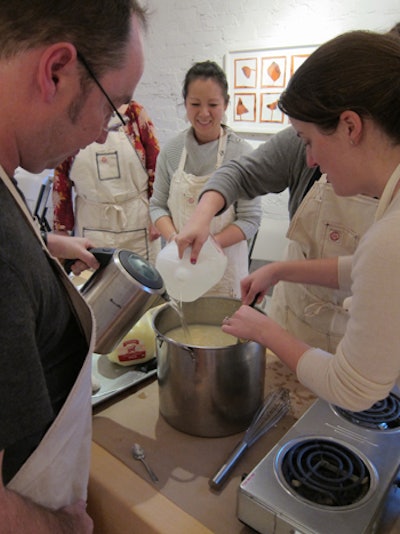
[153,297,266,437]
[79,248,166,354]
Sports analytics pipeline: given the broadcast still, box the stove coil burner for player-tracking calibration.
[335,392,400,430]
[280,439,370,507]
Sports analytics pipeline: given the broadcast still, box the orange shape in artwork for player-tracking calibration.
[241,65,252,78]
[267,61,281,82]
[267,100,278,111]
[236,97,248,117]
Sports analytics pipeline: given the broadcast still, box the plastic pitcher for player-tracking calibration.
[155,236,227,302]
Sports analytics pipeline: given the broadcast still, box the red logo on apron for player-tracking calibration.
[329,230,340,242]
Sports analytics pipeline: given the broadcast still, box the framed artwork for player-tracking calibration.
[225,45,317,133]
[233,93,256,122]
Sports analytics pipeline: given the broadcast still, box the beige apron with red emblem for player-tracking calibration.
[269,175,378,351]
[1,167,95,509]
[72,128,160,264]
[167,129,248,298]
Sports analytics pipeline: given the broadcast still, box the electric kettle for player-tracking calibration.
[77,248,167,354]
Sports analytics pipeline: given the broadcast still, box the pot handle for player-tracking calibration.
[181,344,196,362]
[63,247,115,275]
[156,335,196,362]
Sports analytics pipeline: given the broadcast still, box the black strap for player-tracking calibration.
[302,166,322,200]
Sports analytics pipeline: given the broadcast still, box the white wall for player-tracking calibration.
[136,0,399,146]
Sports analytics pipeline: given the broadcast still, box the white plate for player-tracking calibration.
[91,353,157,406]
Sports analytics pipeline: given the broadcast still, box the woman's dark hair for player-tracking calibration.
[388,22,400,38]
[182,60,229,104]
[278,31,400,143]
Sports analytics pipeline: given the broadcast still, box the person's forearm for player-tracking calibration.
[53,229,70,236]
[259,317,310,373]
[175,190,228,260]
[45,234,99,272]
[1,488,91,534]
[223,305,310,373]
[271,257,340,289]
[194,190,226,223]
[214,224,246,249]
[154,215,177,242]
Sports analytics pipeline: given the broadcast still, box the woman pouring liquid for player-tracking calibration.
[150,60,261,298]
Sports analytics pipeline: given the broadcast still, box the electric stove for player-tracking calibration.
[238,390,400,533]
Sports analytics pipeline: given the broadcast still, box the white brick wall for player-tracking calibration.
[136,0,399,146]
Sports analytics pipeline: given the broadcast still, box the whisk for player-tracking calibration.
[209,388,290,491]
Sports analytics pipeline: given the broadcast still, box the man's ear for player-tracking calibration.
[37,43,78,102]
[340,110,363,146]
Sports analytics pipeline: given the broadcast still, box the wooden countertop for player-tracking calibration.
[87,353,316,533]
[87,353,400,534]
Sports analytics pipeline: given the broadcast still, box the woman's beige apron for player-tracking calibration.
[269,175,378,351]
[72,129,160,264]
[167,129,248,298]
[1,167,95,509]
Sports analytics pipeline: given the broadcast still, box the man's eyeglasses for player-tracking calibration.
[77,51,126,131]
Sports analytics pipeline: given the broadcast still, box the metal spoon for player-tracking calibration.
[131,443,159,483]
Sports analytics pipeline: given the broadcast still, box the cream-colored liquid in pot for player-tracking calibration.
[166,324,237,347]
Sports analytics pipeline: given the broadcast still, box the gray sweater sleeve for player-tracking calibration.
[200,126,316,218]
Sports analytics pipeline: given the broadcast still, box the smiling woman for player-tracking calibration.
[182,61,229,144]
[149,60,262,299]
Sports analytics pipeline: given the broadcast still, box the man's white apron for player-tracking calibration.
[72,129,160,264]
[2,167,95,509]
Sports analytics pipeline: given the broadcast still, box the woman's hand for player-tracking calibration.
[240,262,280,306]
[222,304,310,373]
[175,191,226,261]
[222,305,268,345]
[149,223,161,241]
[175,219,210,262]
[46,234,100,275]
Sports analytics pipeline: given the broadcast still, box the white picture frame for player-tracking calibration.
[225,45,318,134]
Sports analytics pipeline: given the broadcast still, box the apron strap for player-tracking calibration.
[177,144,187,174]
[374,163,400,222]
[302,166,322,200]
[179,127,229,173]
[120,127,148,175]
[0,166,93,344]
[0,166,43,241]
